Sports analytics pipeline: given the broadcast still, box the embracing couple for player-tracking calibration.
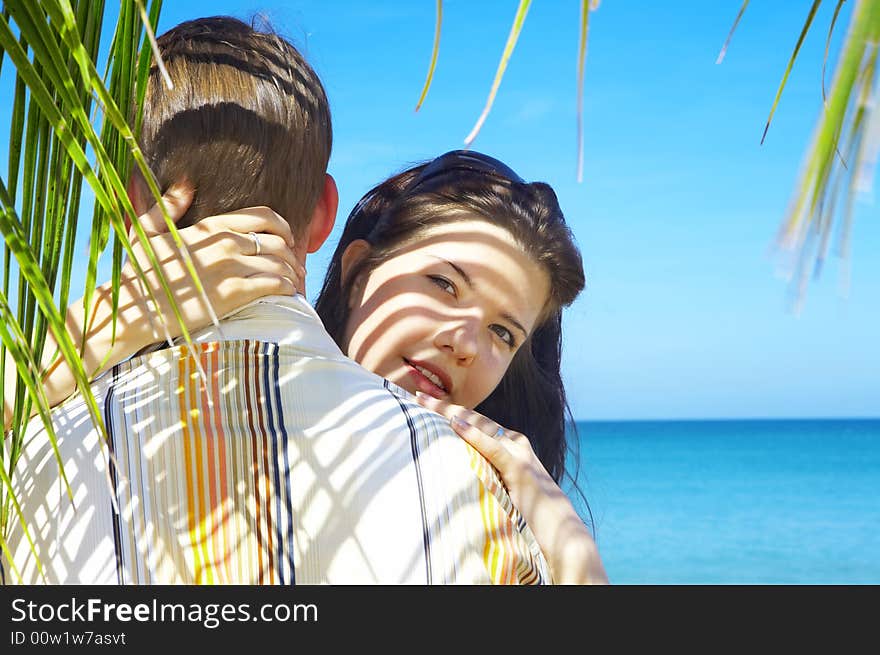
[3,16,607,585]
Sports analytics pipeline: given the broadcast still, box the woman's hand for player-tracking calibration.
[124,184,306,344]
[5,185,306,428]
[416,392,609,585]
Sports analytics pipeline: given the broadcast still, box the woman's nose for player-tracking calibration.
[435,318,480,365]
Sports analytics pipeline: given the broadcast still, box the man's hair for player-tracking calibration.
[134,16,332,236]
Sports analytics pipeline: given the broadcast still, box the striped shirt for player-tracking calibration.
[5,295,551,584]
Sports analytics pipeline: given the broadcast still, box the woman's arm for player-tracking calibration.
[3,187,304,429]
[416,392,609,585]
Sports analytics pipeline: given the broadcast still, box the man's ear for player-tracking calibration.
[340,239,372,307]
[306,174,339,253]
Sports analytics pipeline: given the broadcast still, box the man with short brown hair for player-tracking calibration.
[132,16,334,240]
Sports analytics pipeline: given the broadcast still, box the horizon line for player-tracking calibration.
[574,415,880,423]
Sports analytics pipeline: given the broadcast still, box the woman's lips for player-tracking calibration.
[403,358,450,399]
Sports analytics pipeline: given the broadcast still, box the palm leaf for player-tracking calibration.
[761,0,823,145]
[776,0,880,310]
[0,0,223,581]
[19,1,214,367]
[415,0,442,112]
[464,0,532,147]
[576,0,593,183]
[716,0,750,65]
[0,9,128,437]
[21,1,199,350]
[824,0,848,103]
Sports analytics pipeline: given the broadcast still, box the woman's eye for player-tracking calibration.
[490,324,516,349]
[428,275,456,296]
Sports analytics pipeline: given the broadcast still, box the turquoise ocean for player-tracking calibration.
[564,418,880,584]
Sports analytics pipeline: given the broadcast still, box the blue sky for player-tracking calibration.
[5,1,879,420]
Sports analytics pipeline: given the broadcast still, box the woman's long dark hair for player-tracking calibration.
[315,154,586,496]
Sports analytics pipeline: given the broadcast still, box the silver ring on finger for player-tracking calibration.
[493,426,506,438]
[248,231,262,256]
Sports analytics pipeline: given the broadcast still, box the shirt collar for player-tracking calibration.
[199,293,343,357]
[134,294,344,359]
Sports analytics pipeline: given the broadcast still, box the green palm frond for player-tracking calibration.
[761,0,824,145]
[718,0,879,307]
[415,0,442,112]
[773,0,880,310]
[824,0,848,103]
[0,0,217,581]
[464,0,532,147]
[414,1,600,177]
[576,0,592,183]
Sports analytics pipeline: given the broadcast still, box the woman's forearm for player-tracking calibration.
[3,196,303,432]
[3,274,157,430]
[523,490,609,584]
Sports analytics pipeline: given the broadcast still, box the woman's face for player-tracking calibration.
[341,219,550,409]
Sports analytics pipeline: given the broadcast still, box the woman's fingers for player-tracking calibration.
[416,393,489,429]
[416,392,521,461]
[239,253,304,292]
[157,225,304,293]
[201,206,296,249]
[220,272,297,302]
[448,415,510,467]
[236,232,301,271]
[193,211,305,286]
[416,392,521,441]
[121,200,307,346]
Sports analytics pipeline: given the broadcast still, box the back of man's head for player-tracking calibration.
[134,16,332,238]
